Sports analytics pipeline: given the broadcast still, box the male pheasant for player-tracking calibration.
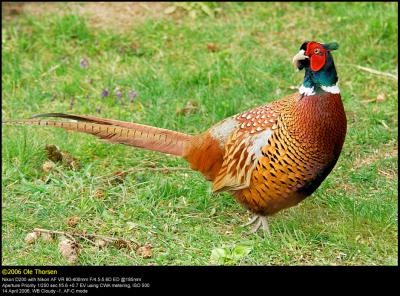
[3,41,347,234]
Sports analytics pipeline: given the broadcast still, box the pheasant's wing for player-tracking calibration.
[212,101,284,193]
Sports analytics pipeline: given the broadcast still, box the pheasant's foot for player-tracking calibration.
[241,215,259,227]
[242,215,271,235]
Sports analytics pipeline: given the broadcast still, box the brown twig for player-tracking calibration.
[41,64,61,77]
[34,228,76,241]
[380,120,390,130]
[350,64,398,80]
[33,228,139,248]
[123,166,191,173]
[96,166,192,180]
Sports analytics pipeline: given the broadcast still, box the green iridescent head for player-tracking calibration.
[292,41,340,94]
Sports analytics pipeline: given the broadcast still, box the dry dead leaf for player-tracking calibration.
[176,100,199,116]
[113,239,133,249]
[44,144,81,170]
[59,237,80,264]
[376,93,385,103]
[136,244,153,258]
[45,144,63,162]
[164,6,177,14]
[112,171,127,184]
[25,232,39,244]
[67,216,80,227]
[362,94,385,104]
[94,190,105,199]
[207,43,219,52]
[61,152,81,170]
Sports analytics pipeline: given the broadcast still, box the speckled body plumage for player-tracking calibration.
[185,91,346,216]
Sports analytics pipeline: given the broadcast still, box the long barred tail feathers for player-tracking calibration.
[2,113,193,156]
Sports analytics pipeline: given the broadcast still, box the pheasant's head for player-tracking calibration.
[292,41,340,96]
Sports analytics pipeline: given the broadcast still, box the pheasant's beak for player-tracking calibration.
[292,49,309,70]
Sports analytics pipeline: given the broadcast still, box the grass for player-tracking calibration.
[1,2,398,266]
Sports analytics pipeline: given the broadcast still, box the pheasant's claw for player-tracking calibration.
[241,215,259,227]
[242,215,271,236]
[249,218,262,234]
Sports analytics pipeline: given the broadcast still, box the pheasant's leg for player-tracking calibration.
[260,216,271,235]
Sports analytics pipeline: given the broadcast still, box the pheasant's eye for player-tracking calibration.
[314,48,320,54]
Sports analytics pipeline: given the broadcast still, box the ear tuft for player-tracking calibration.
[324,42,339,51]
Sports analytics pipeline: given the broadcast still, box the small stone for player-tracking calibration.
[42,160,56,173]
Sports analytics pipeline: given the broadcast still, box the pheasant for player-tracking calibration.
[3,41,347,234]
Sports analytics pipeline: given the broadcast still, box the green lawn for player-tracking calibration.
[1,2,398,265]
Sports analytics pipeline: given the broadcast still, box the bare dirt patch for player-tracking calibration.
[2,2,169,31]
[353,141,398,169]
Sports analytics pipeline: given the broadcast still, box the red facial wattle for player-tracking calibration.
[306,42,327,72]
